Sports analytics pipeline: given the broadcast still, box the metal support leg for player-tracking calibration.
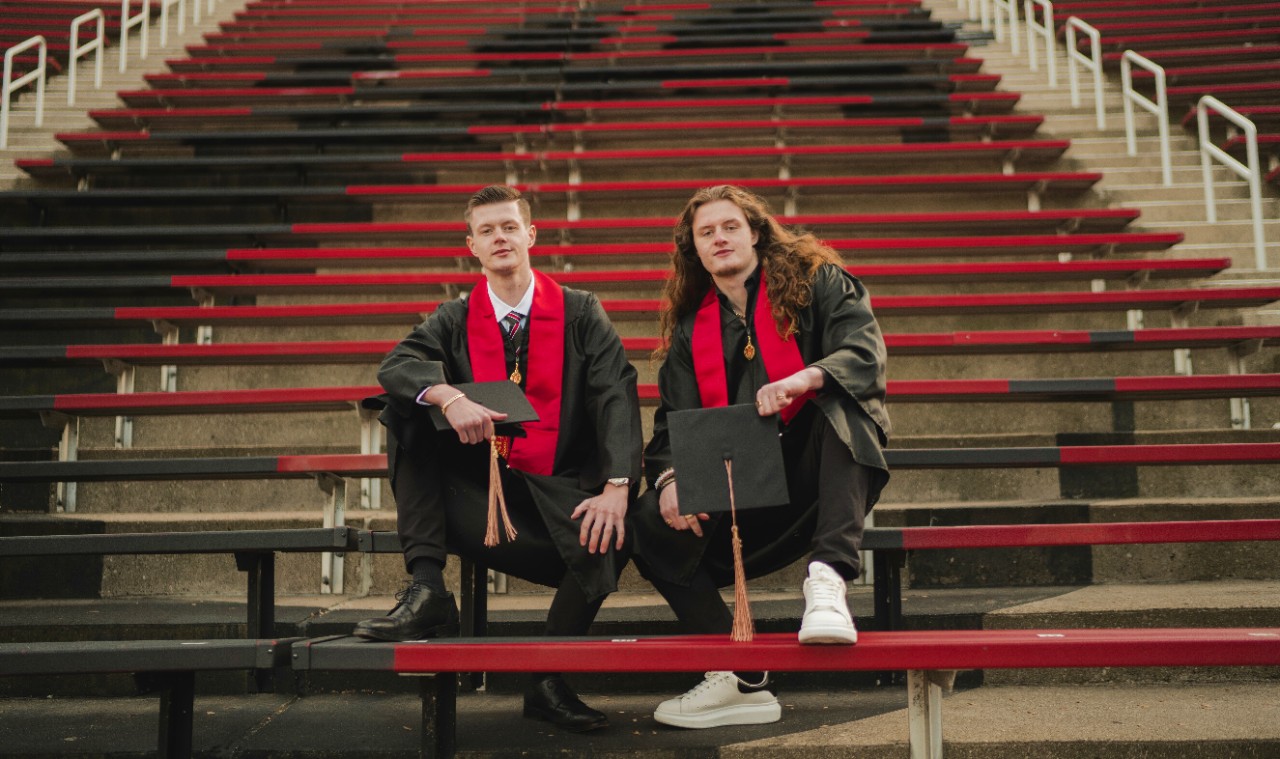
[907,669,943,759]
[156,671,195,759]
[459,559,488,691]
[44,414,77,513]
[1228,347,1253,430]
[873,550,905,631]
[111,363,135,448]
[236,551,275,693]
[873,550,906,685]
[359,409,382,511]
[420,673,458,759]
[318,474,347,594]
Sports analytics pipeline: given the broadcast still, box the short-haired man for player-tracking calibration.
[633,184,890,729]
[356,186,642,733]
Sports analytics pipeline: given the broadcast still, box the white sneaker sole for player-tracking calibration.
[653,700,782,729]
[798,625,858,645]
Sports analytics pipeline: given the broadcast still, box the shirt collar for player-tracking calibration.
[487,277,535,322]
[714,265,763,312]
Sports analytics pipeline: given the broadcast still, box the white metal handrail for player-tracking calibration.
[974,0,991,31]
[1120,51,1172,186]
[1197,96,1269,272]
[160,0,187,47]
[1024,0,1057,85]
[1,36,47,150]
[119,0,151,72]
[992,0,1020,53]
[68,9,106,105]
[1064,17,1105,130]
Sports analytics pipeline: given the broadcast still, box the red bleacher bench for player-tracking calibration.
[7,286,1280,331]
[0,208,1148,249]
[3,371,1276,424]
[167,42,977,74]
[6,325,1277,374]
[292,628,1280,759]
[0,233,1185,273]
[0,258,1226,301]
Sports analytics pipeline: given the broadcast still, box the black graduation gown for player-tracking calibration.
[635,263,891,586]
[371,282,642,602]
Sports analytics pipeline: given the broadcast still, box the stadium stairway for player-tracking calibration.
[2,2,1279,757]
[0,0,253,186]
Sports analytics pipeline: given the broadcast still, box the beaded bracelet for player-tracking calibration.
[653,467,676,492]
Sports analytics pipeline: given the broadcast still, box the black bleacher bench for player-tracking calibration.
[143,57,984,89]
[57,114,1044,154]
[1095,26,1280,52]
[167,41,976,74]
[0,231,1186,274]
[88,91,1023,131]
[0,257,1228,300]
[9,140,1069,181]
[223,4,935,29]
[356,514,1280,639]
[6,325,1278,372]
[0,638,296,759]
[0,207,1143,250]
[4,515,1276,653]
[1110,45,1280,71]
[291,628,1280,759]
[0,527,356,643]
[6,285,1280,330]
[0,373,1276,423]
[115,72,998,108]
[204,28,961,51]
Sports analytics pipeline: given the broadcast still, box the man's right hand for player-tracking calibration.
[425,386,508,445]
[659,484,709,538]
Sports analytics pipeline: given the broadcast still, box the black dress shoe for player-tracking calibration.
[352,583,459,641]
[523,674,609,732]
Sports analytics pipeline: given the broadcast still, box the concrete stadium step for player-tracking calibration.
[1,680,1276,758]
[0,0,253,187]
[5,495,1279,601]
[0,579,1276,693]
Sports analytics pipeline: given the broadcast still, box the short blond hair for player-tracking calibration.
[464,185,531,231]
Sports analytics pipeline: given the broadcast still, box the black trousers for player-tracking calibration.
[639,407,874,635]
[388,430,627,637]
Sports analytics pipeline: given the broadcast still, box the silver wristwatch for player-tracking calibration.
[606,477,631,488]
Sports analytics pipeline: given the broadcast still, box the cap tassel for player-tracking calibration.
[725,458,754,642]
[485,437,518,548]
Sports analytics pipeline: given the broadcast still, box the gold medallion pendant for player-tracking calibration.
[509,365,522,384]
[743,337,756,361]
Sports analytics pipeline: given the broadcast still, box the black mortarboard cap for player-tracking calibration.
[427,381,539,434]
[668,403,789,517]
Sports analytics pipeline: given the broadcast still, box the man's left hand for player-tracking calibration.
[572,485,629,554]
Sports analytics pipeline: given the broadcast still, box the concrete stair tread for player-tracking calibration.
[0,682,1275,759]
[4,580,1274,637]
[987,579,1280,622]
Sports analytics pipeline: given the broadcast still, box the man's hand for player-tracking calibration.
[658,483,709,538]
[572,485,629,554]
[425,385,508,445]
[755,366,825,417]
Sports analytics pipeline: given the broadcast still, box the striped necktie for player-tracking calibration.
[499,311,523,342]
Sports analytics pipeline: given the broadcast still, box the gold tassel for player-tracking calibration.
[725,458,754,642]
[485,438,518,548]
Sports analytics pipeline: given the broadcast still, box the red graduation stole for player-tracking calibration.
[465,270,565,476]
[691,272,814,425]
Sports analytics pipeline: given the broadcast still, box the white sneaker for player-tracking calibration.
[653,671,781,729]
[798,560,858,644]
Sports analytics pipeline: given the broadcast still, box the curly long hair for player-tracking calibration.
[656,185,843,359]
